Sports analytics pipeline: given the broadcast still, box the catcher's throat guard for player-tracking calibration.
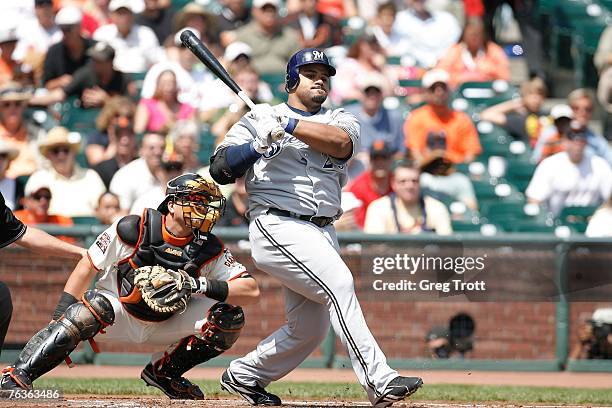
[158,173,226,234]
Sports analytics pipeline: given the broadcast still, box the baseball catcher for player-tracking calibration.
[1,173,259,400]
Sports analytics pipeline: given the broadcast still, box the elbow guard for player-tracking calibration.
[210,147,237,185]
[210,144,262,184]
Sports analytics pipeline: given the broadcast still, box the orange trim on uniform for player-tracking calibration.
[87,253,102,272]
[161,215,193,246]
[122,209,147,262]
[119,287,143,304]
[228,271,250,281]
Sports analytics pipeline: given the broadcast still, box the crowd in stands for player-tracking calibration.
[0,0,610,238]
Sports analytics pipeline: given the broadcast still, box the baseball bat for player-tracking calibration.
[180,30,256,111]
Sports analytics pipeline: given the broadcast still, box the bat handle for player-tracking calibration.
[238,91,256,110]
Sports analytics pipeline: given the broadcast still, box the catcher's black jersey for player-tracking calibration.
[0,191,26,249]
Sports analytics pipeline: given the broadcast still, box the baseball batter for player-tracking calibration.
[210,48,422,407]
[1,174,258,400]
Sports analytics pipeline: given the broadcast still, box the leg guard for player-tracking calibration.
[1,290,114,390]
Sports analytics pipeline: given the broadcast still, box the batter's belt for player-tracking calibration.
[267,208,334,228]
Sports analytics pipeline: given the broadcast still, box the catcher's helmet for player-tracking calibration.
[285,48,336,92]
[157,173,226,234]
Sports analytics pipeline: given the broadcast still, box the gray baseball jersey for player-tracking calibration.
[215,103,361,218]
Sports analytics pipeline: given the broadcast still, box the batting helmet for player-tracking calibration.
[157,173,226,234]
[285,48,336,92]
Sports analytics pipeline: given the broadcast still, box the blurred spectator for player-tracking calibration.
[312,0,357,19]
[436,17,509,88]
[482,0,545,81]
[0,25,19,86]
[283,0,342,49]
[135,0,175,45]
[369,2,410,58]
[168,120,201,172]
[526,127,612,217]
[480,77,547,146]
[595,26,612,138]
[418,151,477,211]
[364,159,452,234]
[570,308,612,360]
[109,132,165,211]
[174,3,221,54]
[26,127,106,217]
[92,116,138,188]
[331,35,397,104]
[426,326,451,358]
[134,69,195,134]
[223,0,300,75]
[0,141,23,210]
[95,191,121,225]
[129,151,184,215]
[43,6,95,90]
[404,69,481,164]
[534,89,612,166]
[345,74,405,155]
[585,196,612,238]
[0,83,44,178]
[87,96,136,166]
[13,0,62,70]
[31,42,135,108]
[13,184,74,231]
[393,0,460,69]
[347,140,394,229]
[217,0,252,37]
[82,0,113,30]
[533,104,572,162]
[217,175,249,227]
[94,0,163,73]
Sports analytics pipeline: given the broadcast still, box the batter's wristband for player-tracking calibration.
[52,291,78,321]
[284,118,299,134]
[205,279,229,302]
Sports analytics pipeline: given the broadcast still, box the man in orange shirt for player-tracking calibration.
[403,69,481,164]
[0,27,19,86]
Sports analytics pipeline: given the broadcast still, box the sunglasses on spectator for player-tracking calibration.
[32,192,52,201]
[0,100,25,108]
[48,146,72,155]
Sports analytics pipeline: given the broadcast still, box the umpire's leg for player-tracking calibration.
[0,282,13,358]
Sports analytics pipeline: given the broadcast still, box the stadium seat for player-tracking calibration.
[259,72,286,100]
[454,81,519,110]
[557,205,599,233]
[59,97,100,135]
[504,159,537,192]
[72,216,100,225]
[571,20,607,87]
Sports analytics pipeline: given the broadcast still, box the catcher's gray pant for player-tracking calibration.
[229,213,397,404]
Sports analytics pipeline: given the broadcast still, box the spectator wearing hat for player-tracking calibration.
[26,127,106,217]
[109,132,166,212]
[95,191,122,225]
[86,96,136,167]
[331,35,397,105]
[13,0,62,67]
[364,159,452,234]
[532,104,573,163]
[174,3,221,54]
[480,77,548,146]
[129,151,184,215]
[217,0,252,37]
[347,140,395,229]
[404,69,481,164]
[31,42,135,108]
[393,0,461,69]
[43,6,96,91]
[93,0,163,74]
[92,116,138,189]
[534,89,612,165]
[0,82,45,178]
[282,0,342,49]
[223,0,300,75]
[526,127,612,217]
[0,25,19,86]
[13,184,75,243]
[136,0,176,45]
[0,141,23,210]
[435,17,510,88]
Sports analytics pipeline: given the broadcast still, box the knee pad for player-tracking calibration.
[65,290,115,340]
[201,303,244,351]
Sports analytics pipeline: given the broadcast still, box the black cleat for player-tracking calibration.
[141,363,204,400]
[374,376,423,407]
[220,369,281,406]
[0,367,32,391]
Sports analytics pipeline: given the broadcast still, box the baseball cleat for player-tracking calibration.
[220,369,281,406]
[0,367,31,391]
[373,376,423,407]
[141,363,204,400]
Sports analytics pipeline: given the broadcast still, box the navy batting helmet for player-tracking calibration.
[285,48,336,92]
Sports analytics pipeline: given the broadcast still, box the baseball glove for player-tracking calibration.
[134,266,193,314]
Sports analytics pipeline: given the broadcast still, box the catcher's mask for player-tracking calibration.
[157,173,226,234]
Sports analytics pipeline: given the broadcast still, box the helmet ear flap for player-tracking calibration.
[285,68,299,92]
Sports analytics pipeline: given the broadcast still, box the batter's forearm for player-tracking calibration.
[292,121,352,159]
[226,277,260,305]
[17,227,86,260]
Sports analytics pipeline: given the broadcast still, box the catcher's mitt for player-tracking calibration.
[134,266,193,314]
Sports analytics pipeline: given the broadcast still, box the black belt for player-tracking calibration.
[267,208,334,228]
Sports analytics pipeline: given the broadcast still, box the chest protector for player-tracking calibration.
[116,209,223,322]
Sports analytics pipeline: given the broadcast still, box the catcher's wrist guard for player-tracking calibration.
[52,292,78,321]
[190,277,229,302]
